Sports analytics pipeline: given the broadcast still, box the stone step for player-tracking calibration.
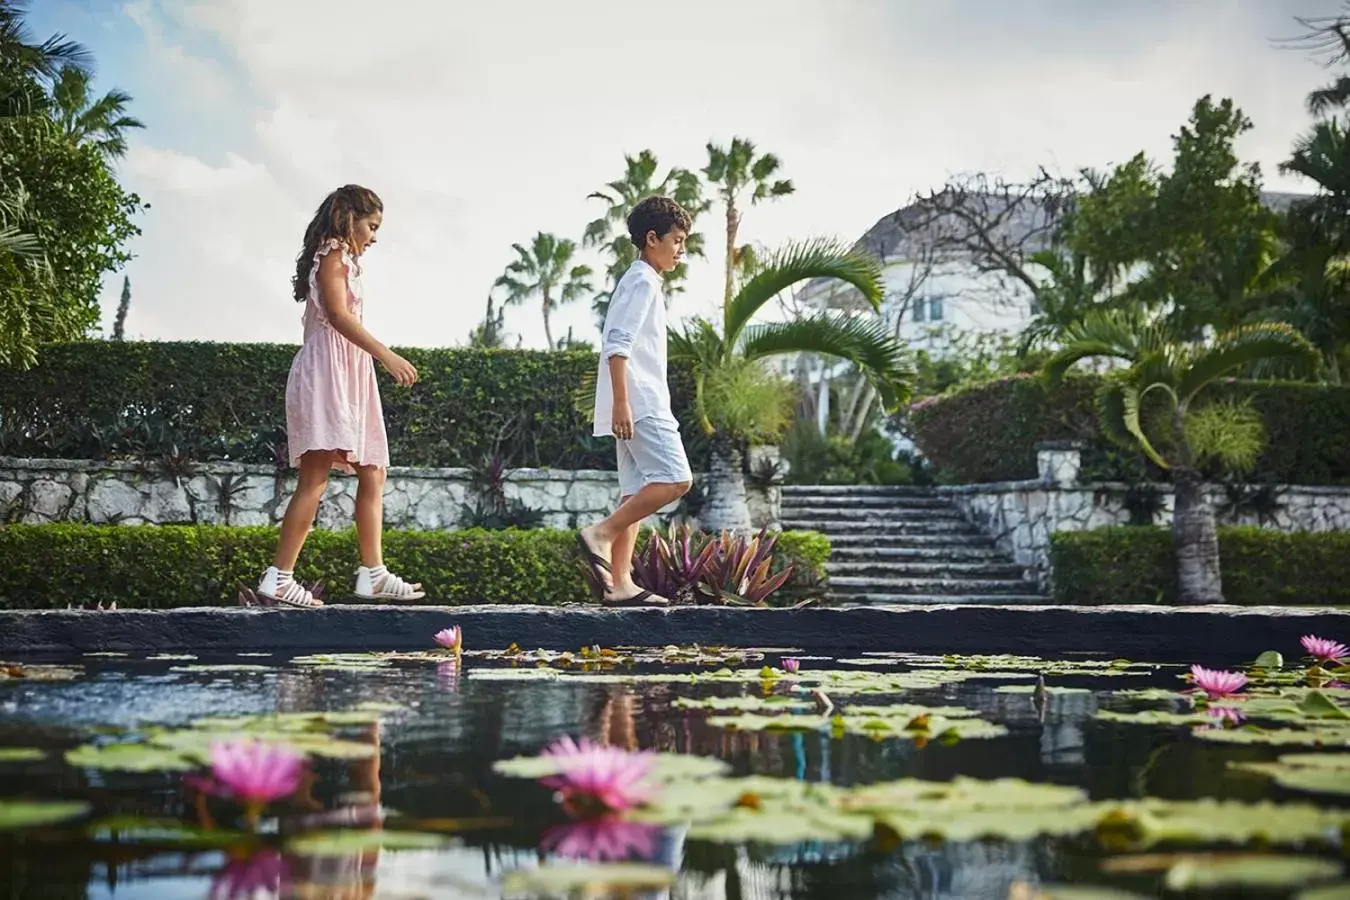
[782,485,938,498]
[831,592,1048,606]
[781,519,978,536]
[780,505,967,522]
[781,494,953,511]
[825,533,997,549]
[830,545,1005,562]
[829,575,1037,595]
[828,560,1026,579]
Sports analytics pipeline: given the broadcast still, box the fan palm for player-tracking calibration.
[493,233,594,350]
[703,138,794,309]
[583,150,708,325]
[50,66,144,159]
[1044,309,1321,604]
[671,240,913,531]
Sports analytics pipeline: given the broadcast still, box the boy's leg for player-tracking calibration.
[607,495,638,582]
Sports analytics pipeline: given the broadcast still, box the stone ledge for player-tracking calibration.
[1,604,1345,665]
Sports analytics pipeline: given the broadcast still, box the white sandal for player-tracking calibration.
[354,565,425,602]
[256,567,324,609]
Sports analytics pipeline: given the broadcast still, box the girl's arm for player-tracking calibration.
[316,249,418,386]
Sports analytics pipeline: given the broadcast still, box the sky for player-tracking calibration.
[26,0,1350,351]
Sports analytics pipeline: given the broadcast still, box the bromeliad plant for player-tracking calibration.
[699,528,795,606]
[630,523,718,604]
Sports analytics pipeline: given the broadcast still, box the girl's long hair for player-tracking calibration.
[292,185,383,302]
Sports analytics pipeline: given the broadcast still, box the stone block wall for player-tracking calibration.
[0,456,782,533]
[941,444,1350,587]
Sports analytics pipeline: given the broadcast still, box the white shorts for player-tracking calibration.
[616,416,693,497]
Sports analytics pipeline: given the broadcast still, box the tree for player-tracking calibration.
[467,295,508,349]
[583,150,708,326]
[0,0,91,119]
[670,240,912,531]
[703,138,794,309]
[1070,97,1279,336]
[1045,310,1320,604]
[1284,5,1350,115]
[112,274,130,340]
[492,233,594,350]
[50,66,144,159]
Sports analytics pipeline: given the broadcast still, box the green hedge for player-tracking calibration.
[1050,526,1350,606]
[908,374,1350,485]
[0,341,705,470]
[0,524,829,610]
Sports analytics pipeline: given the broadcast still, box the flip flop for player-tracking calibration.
[599,590,669,609]
[575,532,612,580]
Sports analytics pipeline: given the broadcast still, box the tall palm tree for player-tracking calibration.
[0,0,92,119]
[703,138,794,310]
[493,233,593,350]
[671,240,912,532]
[583,150,708,326]
[50,66,143,159]
[1044,310,1320,604]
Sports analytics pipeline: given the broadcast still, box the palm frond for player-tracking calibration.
[723,240,883,351]
[1121,381,1172,470]
[1309,75,1350,117]
[1176,323,1321,402]
[1042,308,1149,383]
[739,313,913,411]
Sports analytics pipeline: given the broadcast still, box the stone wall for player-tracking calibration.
[0,454,782,532]
[941,443,1350,587]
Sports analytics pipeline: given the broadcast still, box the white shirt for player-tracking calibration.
[593,259,672,435]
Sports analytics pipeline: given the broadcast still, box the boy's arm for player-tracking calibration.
[601,277,657,439]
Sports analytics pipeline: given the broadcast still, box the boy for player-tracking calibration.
[576,196,694,606]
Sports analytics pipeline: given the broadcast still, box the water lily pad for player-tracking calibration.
[1254,651,1286,669]
[673,695,812,712]
[1231,754,1350,797]
[65,742,196,772]
[686,799,873,844]
[1193,725,1350,747]
[1096,799,1350,850]
[287,829,449,856]
[1110,688,1186,702]
[1275,753,1350,771]
[169,665,274,673]
[1299,690,1350,720]
[0,663,83,681]
[0,748,45,763]
[148,654,197,661]
[1163,854,1342,891]
[149,727,375,762]
[1298,884,1350,899]
[842,777,1095,842]
[502,863,675,897]
[996,685,1092,696]
[84,652,129,658]
[706,710,1007,741]
[1096,709,1214,726]
[1013,886,1152,900]
[494,751,729,783]
[88,815,250,848]
[0,800,90,830]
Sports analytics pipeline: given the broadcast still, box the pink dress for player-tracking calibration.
[284,239,390,473]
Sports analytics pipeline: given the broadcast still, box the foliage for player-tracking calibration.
[1050,526,1350,606]
[698,356,794,444]
[492,232,593,351]
[0,523,829,610]
[0,342,710,471]
[582,149,708,324]
[49,65,143,159]
[780,418,923,486]
[466,295,509,349]
[629,524,719,604]
[908,373,1350,485]
[703,137,794,306]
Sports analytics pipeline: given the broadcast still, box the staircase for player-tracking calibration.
[781,485,1046,605]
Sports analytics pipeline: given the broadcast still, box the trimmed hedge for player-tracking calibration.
[0,524,829,610]
[909,374,1350,485]
[0,341,705,470]
[1050,526,1350,606]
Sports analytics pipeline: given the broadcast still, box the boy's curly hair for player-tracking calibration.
[626,195,692,249]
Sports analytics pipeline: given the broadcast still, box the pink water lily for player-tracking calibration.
[200,739,305,828]
[1301,635,1349,664]
[209,848,287,900]
[1189,665,1248,700]
[782,658,801,674]
[540,816,660,862]
[434,626,462,654]
[538,736,658,814]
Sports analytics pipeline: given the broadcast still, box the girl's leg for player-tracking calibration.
[274,452,334,568]
[353,465,424,601]
[354,464,386,568]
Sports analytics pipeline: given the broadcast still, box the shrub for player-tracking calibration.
[1050,526,1350,606]
[0,524,829,610]
[0,342,705,471]
[908,374,1350,485]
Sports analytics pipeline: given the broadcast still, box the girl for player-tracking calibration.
[255,184,425,607]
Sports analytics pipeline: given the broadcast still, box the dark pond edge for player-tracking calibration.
[1,604,1346,663]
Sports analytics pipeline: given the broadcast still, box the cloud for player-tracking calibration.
[96,0,1343,349]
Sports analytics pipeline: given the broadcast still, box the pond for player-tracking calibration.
[1,639,1348,899]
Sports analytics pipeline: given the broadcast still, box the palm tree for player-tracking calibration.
[583,150,708,326]
[703,138,794,309]
[0,0,92,119]
[493,233,594,350]
[672,240,912,532]
[467,295,508,349]
[1018,249,1119,357]
[1044,309,1320,604]
[50,66,144,159]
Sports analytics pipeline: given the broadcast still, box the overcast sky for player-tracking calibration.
[28,0,1348,350]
